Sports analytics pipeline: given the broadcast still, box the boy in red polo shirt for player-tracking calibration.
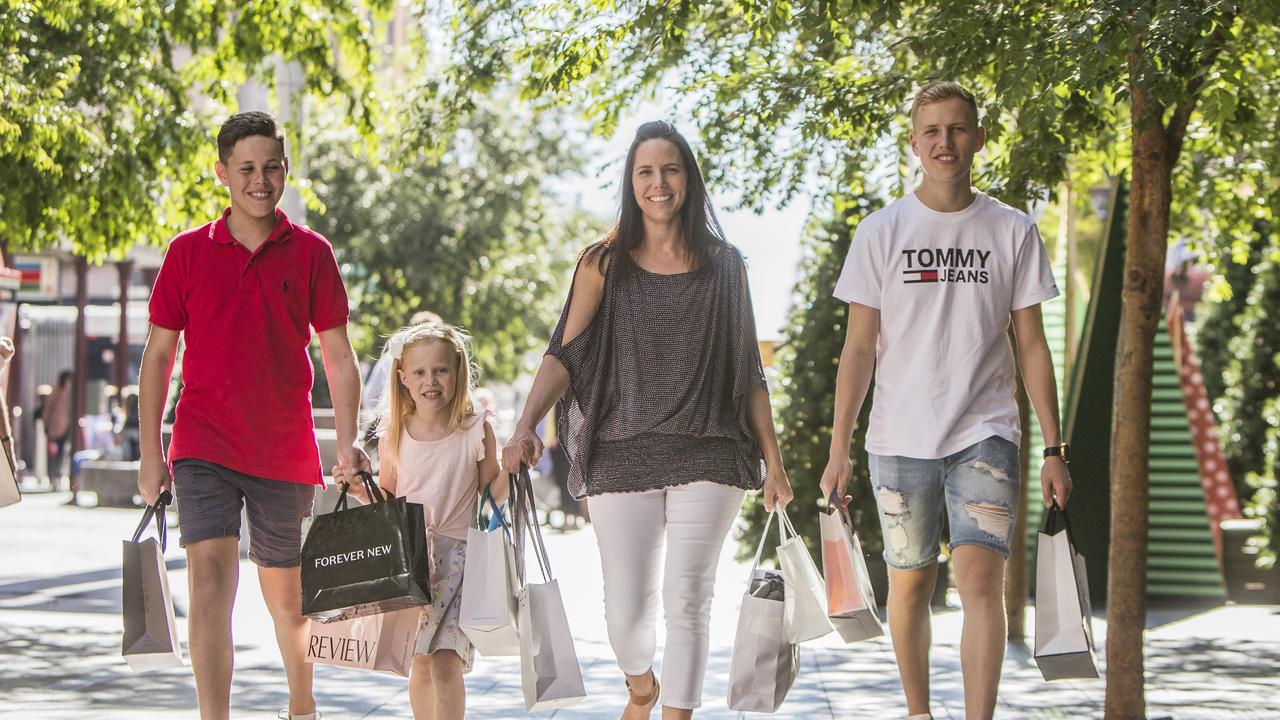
[137,111,369,720]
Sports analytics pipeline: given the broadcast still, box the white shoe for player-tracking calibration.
[907,714,933,720]
[277,712,322,720]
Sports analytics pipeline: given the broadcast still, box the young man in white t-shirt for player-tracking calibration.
[820,81,1073,720]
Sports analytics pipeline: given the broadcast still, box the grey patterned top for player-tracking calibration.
[547,243,768,499]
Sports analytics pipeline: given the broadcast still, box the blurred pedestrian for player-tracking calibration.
[40,370,73,496]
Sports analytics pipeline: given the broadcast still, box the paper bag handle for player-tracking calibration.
[477,485,511,535]
[334,471,385,512]
[511,466,553,585]
[131,490,172,551]
[1041,500,1076,542]
[748,509,783,581]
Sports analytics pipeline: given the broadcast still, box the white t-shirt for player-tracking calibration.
[833,191,1059,459]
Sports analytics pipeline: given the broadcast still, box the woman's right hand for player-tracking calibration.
[502,425,544,475]
[819,453,854,510]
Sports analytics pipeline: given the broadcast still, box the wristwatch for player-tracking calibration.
[1044,442,1070,463]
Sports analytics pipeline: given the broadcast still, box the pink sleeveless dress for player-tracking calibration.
[390,410,493,667]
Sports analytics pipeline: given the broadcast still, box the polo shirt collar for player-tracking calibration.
[210,207,294,247]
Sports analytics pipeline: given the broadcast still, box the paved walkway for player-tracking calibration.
[2,491,1278,719]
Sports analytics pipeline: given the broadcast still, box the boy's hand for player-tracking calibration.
[334,443,372,500]
[137,454,171,507]
[1042,458,1072,508]
[337,441,372,475]
[501,425,543,475]
[819,454,854,510]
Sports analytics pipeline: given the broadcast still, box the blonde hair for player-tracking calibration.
[911,81,979,127]
[377,323,477,472]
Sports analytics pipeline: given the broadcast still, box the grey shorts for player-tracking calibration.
[869,436,1021,570]
[172,459,315,568]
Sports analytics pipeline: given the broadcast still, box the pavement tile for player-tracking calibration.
[2,492,1279,719]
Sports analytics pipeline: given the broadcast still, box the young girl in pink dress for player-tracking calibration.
[336,322,505,720]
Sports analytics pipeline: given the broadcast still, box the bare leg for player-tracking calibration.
[258,565,315,718]
[952,544,1007,720]
[409,654,435,720]
[428,651,465,720]
[186,537,239,720]
[887,563,937,717]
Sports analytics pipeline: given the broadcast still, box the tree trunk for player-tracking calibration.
[1105,76,1175,720]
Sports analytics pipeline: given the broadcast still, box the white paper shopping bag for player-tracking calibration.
[511,469,585,711]
[775,508,834,643]
[0,442,19,508]
[1034,503,1098,680]
[460,494,520,656]
[121,492,184,671]
[728,510,799,713]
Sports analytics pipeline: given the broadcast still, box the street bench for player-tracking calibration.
[81,428,339,511]
[79,460,142,508]
[312,408,336,430]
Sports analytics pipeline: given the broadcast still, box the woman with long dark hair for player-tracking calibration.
[502,121,793,719]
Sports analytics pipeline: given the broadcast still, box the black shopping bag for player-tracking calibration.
[301,472,431,623]
[121,491,184,671]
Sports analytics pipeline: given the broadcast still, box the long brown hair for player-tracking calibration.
[595,120,727,275]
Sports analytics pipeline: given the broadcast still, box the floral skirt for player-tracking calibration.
[415,533,474,673]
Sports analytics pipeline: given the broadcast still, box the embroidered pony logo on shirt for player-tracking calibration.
[901,247,992,285]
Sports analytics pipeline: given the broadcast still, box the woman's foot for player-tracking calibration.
[621,669,660,720]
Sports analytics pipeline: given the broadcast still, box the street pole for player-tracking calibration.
[116,260,133,391]
[71,256,87,499]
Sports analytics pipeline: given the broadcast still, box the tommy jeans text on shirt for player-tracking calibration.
[902,247,992,284]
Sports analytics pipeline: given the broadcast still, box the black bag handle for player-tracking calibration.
[334,470,385,512]
[131,490,172,552]
[1041,500,1075,541]
[826,488,855,525]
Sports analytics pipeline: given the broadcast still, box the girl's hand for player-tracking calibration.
[762,462,794,512]
[488,473,511,505]
[331,464,366,500]
[501,425,543,475]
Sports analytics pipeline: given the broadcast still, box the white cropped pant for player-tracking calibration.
[589,481,745,710]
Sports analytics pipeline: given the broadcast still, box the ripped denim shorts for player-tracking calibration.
[868,435,1020,570]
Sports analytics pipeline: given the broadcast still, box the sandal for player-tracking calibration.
[621,670,660,719]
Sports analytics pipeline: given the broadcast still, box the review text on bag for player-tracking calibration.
[313,544,394,569]
[308,634,377,664]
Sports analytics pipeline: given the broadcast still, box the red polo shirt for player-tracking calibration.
[149,208,349,485]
